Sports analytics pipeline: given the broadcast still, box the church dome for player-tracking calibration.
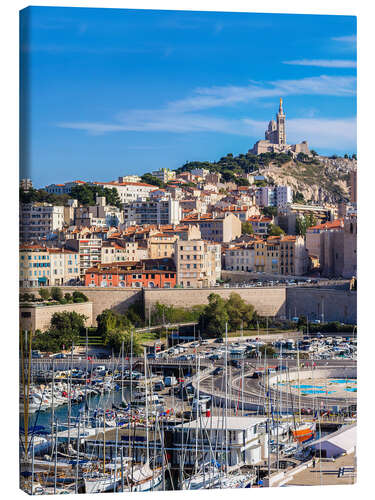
[268,119,276,131]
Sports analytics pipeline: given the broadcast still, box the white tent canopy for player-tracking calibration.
[305,424,356,458]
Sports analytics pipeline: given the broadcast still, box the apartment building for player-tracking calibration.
[279,235,308,276]
[65,238,102,280]
[174,239,221,288]
[74,197,124,227]
[265,237,280,274]
[117,175,142,183]
[147,233,178,259]
[225,242,255,271]
[256,186,293,207]
[85,258,176,288]
[20,246,79,287]
[123,199,181,227]
[101,241,138,263]
[20,203,65,241]
[182,212,241,243]
[254,240,267,272]
[93,181,156,204]
[247,215,273,236]
[150,168,176,183]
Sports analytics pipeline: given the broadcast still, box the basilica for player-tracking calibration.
[250,98,310,156]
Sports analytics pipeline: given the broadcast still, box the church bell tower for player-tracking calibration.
[276,98,286,145]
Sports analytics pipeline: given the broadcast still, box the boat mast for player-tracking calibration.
[75,414,81,494]
[297,342,301,424]
[144,347,150,466]
[67,343,74,449]
[121,340,124,403]
[225,322,228,474]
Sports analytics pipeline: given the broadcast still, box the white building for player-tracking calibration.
[117,175,142,183]
[93,181,156,204]
[256,186,293,208]
[65,238,102,280]
[123,199,181,227]
[150,168,176,183]
[172,416,268,468]
[20,203,65,241]
[190,168,209,178]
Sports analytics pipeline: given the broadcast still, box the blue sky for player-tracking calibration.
[20,7,357,188]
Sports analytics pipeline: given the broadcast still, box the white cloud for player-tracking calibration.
[285,117,356,150]
[163,75,356,113]
[57,75,356,151]
[283,59,356,68]
[332,35,356,43]
[59,114,356,151]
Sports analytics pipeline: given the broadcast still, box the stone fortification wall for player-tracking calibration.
[20,287,142,324]
[20,301,93,332]
[20,286,356,326]
[143,287,286,317]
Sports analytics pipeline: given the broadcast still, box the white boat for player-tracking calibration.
[84,463,163,493]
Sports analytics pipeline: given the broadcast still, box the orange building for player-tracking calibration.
[85,258,176,288]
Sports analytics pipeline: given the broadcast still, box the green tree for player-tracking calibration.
[268,224,285,236]
[296,214,317,236]
[39,288,51,301]
[140,173,165,188]
[293,191,305,204]
[198,293,229,338]
[310,150,318,157]
[262,206,278,218]
[64,293,73,303]
[352,153,357,160]
[51,287,64,302]
[96,309,133,345]
[235,177,250,187]
[241,222,254,235]
[225,293,255,331]
[72,291,88,303]
[295,216,306,236]
[33,311,88,351]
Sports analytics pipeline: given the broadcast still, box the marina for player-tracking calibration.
[20,326,357,494]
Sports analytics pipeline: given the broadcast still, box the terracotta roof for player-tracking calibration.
[307,219,344,231]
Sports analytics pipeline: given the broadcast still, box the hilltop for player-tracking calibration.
[176,152,356,203]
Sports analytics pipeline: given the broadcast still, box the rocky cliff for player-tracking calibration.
[259,156,356,204]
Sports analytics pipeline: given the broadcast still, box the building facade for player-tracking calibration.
[150,168,176,183]
[85,259,177,288]
[65,238,102,280]
[225,243,255,272]
[19,246,80,287]
[123,199,181,227]
[101,241,138,263]
[20,203,65,241]
[174,239,221,288]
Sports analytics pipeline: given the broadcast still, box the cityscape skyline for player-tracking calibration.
[20,7,356,188]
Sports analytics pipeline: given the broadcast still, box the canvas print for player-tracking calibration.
[19,6,357,494]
